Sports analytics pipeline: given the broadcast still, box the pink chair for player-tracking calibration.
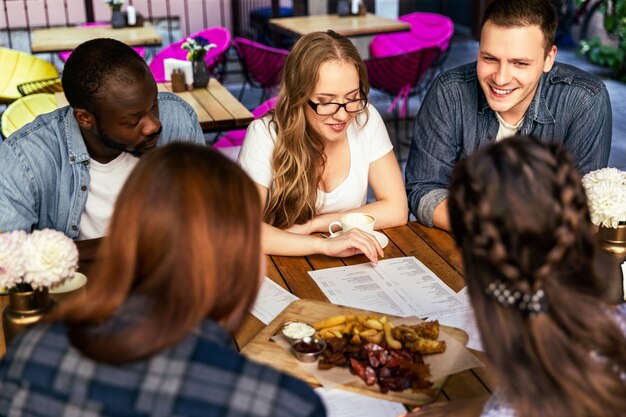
[369,13,453,72]
[58,23,146,62]
[232,37,288,104]
[365,46,440,145]
[149,27,231,83]
[214,96,278,148]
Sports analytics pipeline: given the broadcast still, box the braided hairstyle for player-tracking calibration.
[449,136,626,417]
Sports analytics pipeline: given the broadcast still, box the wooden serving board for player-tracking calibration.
[241,299,468,406]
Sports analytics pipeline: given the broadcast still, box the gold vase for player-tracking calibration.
[596,224,626,256]
[2,288,56,346]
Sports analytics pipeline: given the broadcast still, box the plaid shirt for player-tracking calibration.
[480,303,626,417]
[0,319,326,417]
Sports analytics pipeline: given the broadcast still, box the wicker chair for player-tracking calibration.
[1,93,57,139]
[232,37,288,104]
[0,48,59,104]
[365,46,440,146]
[149,27,231,83]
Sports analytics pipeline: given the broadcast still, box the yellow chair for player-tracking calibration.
[1,93,57,139]
[0,48,59,104]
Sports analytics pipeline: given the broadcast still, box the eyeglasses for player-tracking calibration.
[307,96,368,116]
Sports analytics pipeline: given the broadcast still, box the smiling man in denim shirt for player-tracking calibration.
[406,0,612,231]
[0,39,204,257]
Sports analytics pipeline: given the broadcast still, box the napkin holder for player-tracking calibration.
[164,58,193,88]
[170,69,187,92]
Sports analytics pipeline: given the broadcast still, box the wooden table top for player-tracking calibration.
[235,222,495,404]
[269,13,411,38]
[31,23,162,53]
[0,222,492,403]
[54,78,254,133]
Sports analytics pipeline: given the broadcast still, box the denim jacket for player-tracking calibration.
[0,92,205,237]
[406,62,612,226]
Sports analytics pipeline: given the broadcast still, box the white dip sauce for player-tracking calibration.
[283,322,315,339]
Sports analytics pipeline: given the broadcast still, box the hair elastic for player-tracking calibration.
[485,279,548,316]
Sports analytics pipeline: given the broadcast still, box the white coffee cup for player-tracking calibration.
[328,213,376,237]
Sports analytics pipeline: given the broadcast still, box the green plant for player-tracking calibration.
[578,0,626,81]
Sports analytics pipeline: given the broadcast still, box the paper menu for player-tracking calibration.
[309,257,468,318]
[434,287,483,351]
[315,388,406,417]
[309,256,484,351]
[250,277,299,325]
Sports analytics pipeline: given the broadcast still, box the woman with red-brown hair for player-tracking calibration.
[0,143,326,417]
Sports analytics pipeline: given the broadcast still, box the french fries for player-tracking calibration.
[312,314,446,354]
[313,314,388,344]
[313,315,347,330]
[383,322,403,350]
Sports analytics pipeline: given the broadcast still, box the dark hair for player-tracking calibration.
[481,0,558,54]
[52,143,263,364]
[62,38,150,115]
[448,136,626,417]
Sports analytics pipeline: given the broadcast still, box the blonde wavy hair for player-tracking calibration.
[264,30,370,228]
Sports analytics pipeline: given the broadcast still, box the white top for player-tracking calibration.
[77,152,139,240]
[238,104,393,213]
[495,112,524,142]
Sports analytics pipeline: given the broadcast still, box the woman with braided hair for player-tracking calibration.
[405,136,626,417]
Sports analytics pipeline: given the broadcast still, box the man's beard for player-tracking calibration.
[96,123,162,157]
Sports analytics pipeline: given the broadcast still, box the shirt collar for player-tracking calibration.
[63,106,91,165]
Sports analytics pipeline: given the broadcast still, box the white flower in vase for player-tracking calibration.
[582,167,626,228]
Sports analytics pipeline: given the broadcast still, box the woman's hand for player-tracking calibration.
[320,228,384,263]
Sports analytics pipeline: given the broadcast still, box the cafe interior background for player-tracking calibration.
[1,0,624,170]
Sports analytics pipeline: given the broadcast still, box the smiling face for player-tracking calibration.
[477,21,557,125]
[305,60,362,144]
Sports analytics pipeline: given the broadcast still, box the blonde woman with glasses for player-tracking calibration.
[238,30,407,263]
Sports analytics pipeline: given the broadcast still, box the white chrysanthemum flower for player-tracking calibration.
[582,168,626,228]
[22,229,78,289]
[582,167,626,186]
[0,231,28,289]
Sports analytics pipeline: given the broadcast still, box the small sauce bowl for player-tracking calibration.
[290,336,326,363]
[281,321,316,344]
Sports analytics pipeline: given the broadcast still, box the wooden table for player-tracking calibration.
[0,222,492,403]
[269,13,410,38]
[235,222,495,405]
[54,78,254,133]
[31,23,162,53]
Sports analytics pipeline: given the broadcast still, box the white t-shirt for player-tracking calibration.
[238,105,393,213]
[77,152,139,240]
[495,112,524,142]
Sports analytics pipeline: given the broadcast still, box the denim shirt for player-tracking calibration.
[406,61,612,226]
[0,92,205,238]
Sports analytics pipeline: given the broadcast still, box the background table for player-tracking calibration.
[31,23,162,53]
[236,222,495,405]
[55,79,254,133]
[269,13,410,38]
